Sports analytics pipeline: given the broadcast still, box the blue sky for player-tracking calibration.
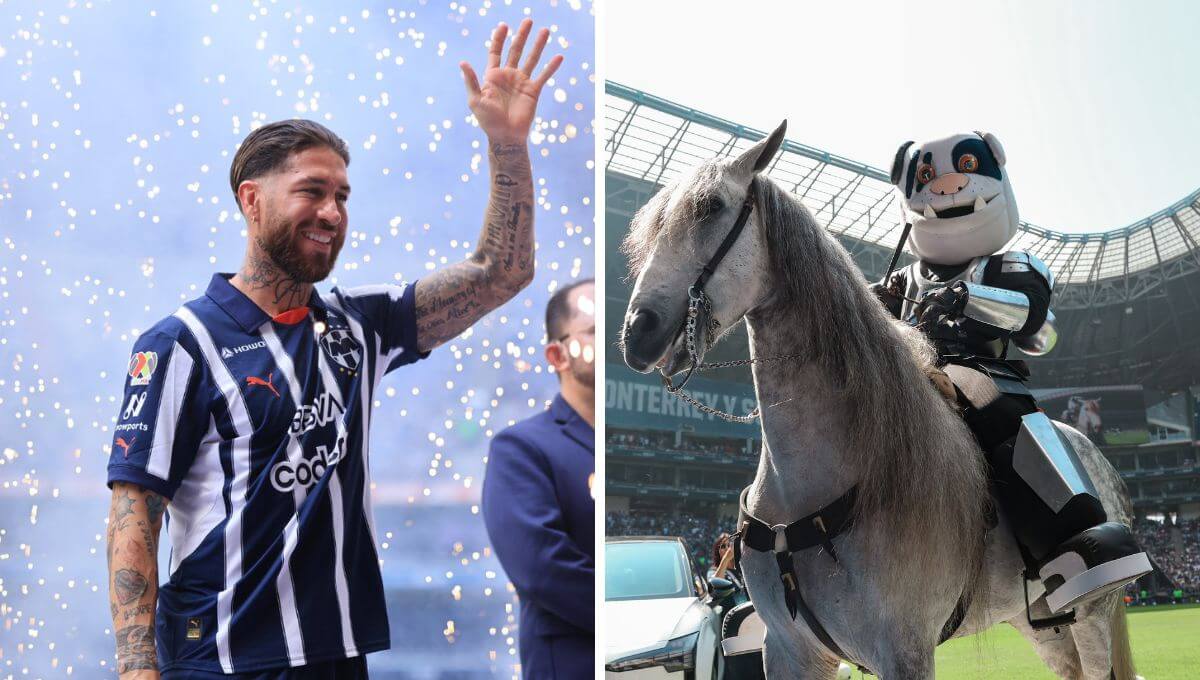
[605,0,1200,234]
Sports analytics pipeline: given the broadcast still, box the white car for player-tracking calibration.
[604,536,726,679]
[605,536,856,680]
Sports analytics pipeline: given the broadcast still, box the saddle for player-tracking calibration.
[924,363,958,407]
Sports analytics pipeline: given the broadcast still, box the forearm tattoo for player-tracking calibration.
[108,484,164,674]
[415,142,534,352]
[115,624,158,673]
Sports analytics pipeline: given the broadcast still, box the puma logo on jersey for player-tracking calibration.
[116,436,136,458]
[246,372,281,398]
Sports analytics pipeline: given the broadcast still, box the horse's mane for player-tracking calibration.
[751,171,990,599]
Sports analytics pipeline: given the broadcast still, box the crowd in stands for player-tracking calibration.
[1132,517,1200,591]
[606,511,734,569]
[607,429,755,460]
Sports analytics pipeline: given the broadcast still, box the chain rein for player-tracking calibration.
[662,287,803,424]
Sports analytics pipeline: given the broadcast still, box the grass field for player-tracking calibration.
[928,604,1200,679]
[1098,429,1150,446]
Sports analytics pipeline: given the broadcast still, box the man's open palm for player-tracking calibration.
[460,19,563,145]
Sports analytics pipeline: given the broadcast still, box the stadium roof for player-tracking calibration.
[606,81,1200,286]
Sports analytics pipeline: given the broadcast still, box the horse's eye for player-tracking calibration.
[699,197,724,218]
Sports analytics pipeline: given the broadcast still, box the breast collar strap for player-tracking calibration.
[733,484,870,674]
[733,484,971,673]
[735,484,857,563]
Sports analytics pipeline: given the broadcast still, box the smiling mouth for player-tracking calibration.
[302,230,334,246]
[921,194,993,220]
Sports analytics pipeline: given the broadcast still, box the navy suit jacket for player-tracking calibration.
[482,394,595,679]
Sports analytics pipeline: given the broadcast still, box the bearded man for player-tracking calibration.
[482,278,595,679]
[105,19,561,679]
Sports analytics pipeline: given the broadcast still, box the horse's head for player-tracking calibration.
[620,120,787,375]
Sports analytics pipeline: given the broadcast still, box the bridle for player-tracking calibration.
[660,177,803,424]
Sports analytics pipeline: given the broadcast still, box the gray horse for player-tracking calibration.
[619,122,1138,680]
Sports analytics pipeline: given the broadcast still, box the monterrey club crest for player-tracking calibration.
[128,351,158,386]
[320,329,362,371]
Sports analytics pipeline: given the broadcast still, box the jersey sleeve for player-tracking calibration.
[106,328,209,500]
[334,281,431,374]
[978,252,1053,339]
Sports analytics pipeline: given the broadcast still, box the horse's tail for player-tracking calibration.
[1110,602,1137,680]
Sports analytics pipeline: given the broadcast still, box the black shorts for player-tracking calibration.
[162,656,368,680]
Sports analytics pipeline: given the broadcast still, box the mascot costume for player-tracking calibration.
[873,132,1151,614]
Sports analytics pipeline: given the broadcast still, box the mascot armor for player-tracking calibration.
[874,132,1151,614]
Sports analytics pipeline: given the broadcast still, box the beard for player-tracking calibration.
[256,213,342,283]
[565,352,595,392]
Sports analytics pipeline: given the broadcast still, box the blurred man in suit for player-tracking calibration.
[482,278,594,679]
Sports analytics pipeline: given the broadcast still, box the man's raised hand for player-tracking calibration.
[460,19,563,145]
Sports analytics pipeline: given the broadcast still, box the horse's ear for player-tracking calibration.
[733,120,787,176]
[890,141,914,185]
[975,131,1006,167]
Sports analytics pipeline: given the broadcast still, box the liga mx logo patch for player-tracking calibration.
[320,329,362,371]
[128,351,158,386]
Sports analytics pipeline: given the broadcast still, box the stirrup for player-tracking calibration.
[1041,551,1152,613]
[1023,572,1075,632]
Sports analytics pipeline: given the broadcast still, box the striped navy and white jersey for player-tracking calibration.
[107,273,428,674]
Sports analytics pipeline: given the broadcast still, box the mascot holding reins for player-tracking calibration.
[873,132,1151,615]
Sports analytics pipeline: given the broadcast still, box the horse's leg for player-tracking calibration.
[1006,597,1083,679]
[761,627,839,679]
[1071,594,1137,680]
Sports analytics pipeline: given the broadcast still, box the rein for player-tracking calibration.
[661,178,803,423]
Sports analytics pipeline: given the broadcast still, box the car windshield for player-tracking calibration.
[606,541,694,601]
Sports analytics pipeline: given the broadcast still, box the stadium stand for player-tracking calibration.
[604,82,1200,603]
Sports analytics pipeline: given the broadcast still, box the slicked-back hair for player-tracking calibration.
[229,119,350,211]
[546,278,594,342]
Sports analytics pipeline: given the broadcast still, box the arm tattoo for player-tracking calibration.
[108,483,162,672]
[115,567,149,605]
[145,491,166,524]
[115,624,158,673]
[114,491,135,522]
[414,142,534,352]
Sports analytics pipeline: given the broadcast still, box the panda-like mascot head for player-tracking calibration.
[890,132,1019,265]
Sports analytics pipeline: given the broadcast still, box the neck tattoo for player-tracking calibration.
[238,249,309,310]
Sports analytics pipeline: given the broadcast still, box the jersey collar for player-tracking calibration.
[207,273,329,333]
